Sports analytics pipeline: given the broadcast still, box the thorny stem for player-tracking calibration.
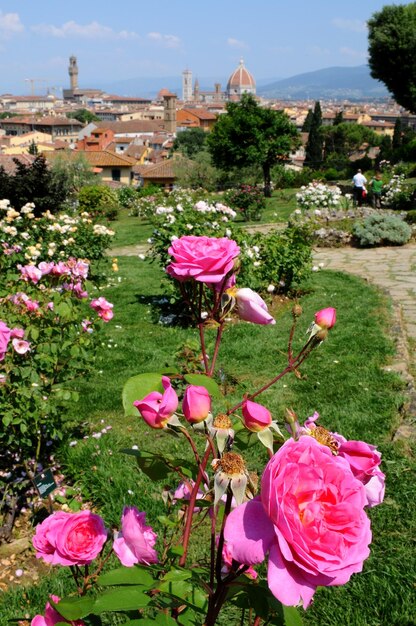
[199,323,210,374]
[180,427,202,467]
[215,490,233,583]
[208,324,224,377]
[179,444,212,567]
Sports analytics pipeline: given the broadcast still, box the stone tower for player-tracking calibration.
[194,78,200,102]
[69,55,79,91]
[182,69,193,102]
[163,93,177,133]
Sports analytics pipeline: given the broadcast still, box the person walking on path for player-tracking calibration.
[352,169,367,207]
[370,172,383,209]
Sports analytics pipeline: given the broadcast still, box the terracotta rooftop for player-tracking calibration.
[95,120,165,134]
[0,116,83,127]
[180,108,217,120]
[137,160,176,179]
[0,153,36,174]
[77,150,136,167]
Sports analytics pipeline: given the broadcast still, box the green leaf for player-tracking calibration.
[49,596,95,620]
[283,605,304,626]
[93,586,151,614]
[124,615,178,626]
[183,374,222,398]
[163,569,192,582]
[98,565,155,587]
[121,449,173,481]
[122,373,164,417]
[158,579,207,613]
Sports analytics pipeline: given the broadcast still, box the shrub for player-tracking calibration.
[404,209,416,224]
[322,167,340,181]
[271,165,315,189]
[352,214,411,247]
[381,174,416,210]
[225,184,266,221]
[78,185,119,219]
[296,182,342,210]
[117,185,138,208]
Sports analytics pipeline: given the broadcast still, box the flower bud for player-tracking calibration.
[314,307,336,329]
[182,385,211,424]
[242,400,272,432]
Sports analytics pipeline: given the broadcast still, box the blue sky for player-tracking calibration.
[0,0,410,94]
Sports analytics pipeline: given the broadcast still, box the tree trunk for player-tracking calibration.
[263,163,272,197]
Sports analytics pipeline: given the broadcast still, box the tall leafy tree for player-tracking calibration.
[368,3,416,112]
[172,128,207,158]
[392,118,402,151]
[304,101,323,169]
[67,108,100,124]
[334,111,344,126]
[207,94,299,196]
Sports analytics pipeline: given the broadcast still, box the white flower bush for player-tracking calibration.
[381,174,406,207]
[296,182,342,211]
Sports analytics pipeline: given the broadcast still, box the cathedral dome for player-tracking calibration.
[226,59,256,98]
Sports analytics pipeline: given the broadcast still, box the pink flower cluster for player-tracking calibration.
[33,510,108,566]
[10,292,40,312]
[90,297,114,322]
[20,259,89,283]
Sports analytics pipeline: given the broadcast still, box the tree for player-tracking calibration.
[304,101,323,169]
[28,140,38,155]
[172,128,207,158]
[207,94,299,196]
[333,111,344,126]
[67,108,100,124]
[368,3,416,112]
[173,151,219,191]
[323,123,380,168]
[301,109,314,132]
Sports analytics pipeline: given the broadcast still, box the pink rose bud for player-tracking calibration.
[242,400,272,432]
[31,595,85,626]
[12,338,30,355]
[235,288,276,325]
[314,307,336,329]
[134,376,178,429]
[182,385,211,424]
[113,506,158,566]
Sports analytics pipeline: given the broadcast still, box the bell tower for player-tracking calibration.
[69,55,79,91]
[163,93,177,133]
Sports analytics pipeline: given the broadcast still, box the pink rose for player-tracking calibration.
[12,338,30,355]
[242,400,272,432]
[235,288,275,325]
[20,264,42,284]
[90,297,114,322]
[113,506,158,566]
[31,595,85,626]
[33,510,108,566]
[182,385,211,424]
[51,262,70,277]
[224,437,371,608]
[315,307,336,329]
[0,320,11,360]
[38,262,54,276]
[337,439,385,507]
[10,327,25,339]
[166,235,240,284]
[134,375,178,429]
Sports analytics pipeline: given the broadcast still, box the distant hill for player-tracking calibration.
[258,65,389,100]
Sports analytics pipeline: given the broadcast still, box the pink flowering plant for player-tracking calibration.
[31,235,384,625]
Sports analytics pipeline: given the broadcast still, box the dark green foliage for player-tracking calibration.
[301,109,313,132]
[304,102,323,169]
[333,110,344,126]
[66,108,100,123]
[78,184,119,219]
[173,151,220,191]
[28,139,38,155]
[0,155,68,215]
[353,214,411,246]
[207,94,299,196]
[323,123,380,167]
[172,127,207,158]
[404,209,416,223]
[271,165,315,189]
[368,2,416,112]
[392,118,402,151]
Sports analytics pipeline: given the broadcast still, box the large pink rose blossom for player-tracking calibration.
[113,506,158,566]
[33,510,108,566]
[224,436,371,608]
[182,385,211,424]
[0,321,11,361]
[31,595,85,626]
[234,288,276,325]
[166,235,240,284]
[134,375,178,429]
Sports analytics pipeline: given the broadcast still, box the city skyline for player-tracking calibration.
[0,0,411,94]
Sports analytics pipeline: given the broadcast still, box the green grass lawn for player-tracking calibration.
[2,256,415,626]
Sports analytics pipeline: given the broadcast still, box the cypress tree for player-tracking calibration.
[304,101,323,169]
[334,110,344,125]
[302,109,314,132]
[392,118,402,150]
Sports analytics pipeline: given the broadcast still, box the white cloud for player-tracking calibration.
[147,32,181,48]
[0,12,24,39]
[332,18,367,33]
[309,45,330,56]
[340,46,367,60]
[32,21,137,40]
[227,37,247,49]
